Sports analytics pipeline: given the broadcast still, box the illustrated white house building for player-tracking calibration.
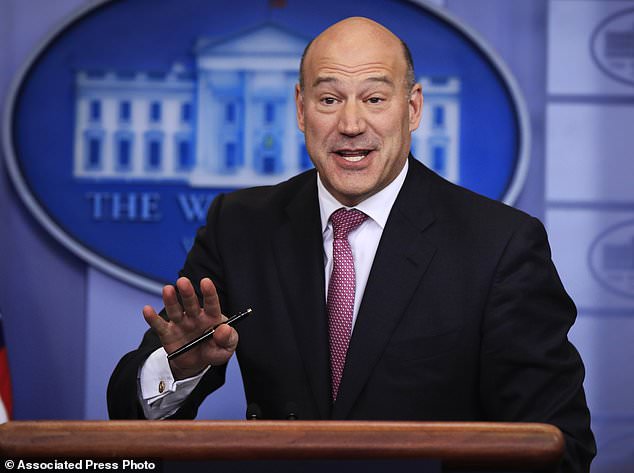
[411,76,461,183]
[74,65,195,180]
[73,24,461,187]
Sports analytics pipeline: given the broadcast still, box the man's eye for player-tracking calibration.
[367,97,384,104]
[321,97,337,105]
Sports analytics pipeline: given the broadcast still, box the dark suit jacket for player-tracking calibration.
[108,158,595,472]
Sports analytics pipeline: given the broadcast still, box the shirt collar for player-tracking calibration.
[317,159,409,232]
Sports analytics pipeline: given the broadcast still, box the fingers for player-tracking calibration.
[142,305,168,336]
[158,276,225,330]
[144,279,237,373]
[201,278,224,322]
[163,277,208,324]
[162,284,184,323]
[176,277,202,318]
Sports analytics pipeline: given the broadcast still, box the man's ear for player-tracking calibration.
[408,83,423,132]
[295,83,305,132]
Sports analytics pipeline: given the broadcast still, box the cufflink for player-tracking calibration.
[158,380,165,393]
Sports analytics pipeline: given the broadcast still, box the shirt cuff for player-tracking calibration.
[138,347,210,419]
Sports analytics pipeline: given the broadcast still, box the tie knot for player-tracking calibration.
[330,208,367,240]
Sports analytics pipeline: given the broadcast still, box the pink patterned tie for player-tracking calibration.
[327,208,367,402]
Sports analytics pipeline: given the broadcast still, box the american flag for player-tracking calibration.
[0,311,12,422]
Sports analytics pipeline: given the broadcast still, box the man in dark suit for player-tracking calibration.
[108,17,595,472]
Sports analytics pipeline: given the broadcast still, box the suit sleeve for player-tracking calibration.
[479,216,596,472]
[107,194,230,419]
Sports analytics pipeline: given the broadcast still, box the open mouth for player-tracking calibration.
[335,149,373,162]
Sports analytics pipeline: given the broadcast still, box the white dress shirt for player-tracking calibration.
[138,160,409,419]
[318,160,408,328]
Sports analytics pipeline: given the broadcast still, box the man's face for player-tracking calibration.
[295,21,422,206]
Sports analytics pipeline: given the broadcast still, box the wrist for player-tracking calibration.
[169,361,208,381]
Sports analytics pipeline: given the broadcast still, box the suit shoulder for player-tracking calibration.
[209,169,316,225]
[419,161,539,232]
[224,169,317,207]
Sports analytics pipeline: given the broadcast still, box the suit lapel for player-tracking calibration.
[272,174,331,419]
[332,159,437,419]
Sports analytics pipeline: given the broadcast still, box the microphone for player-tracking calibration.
[246,403,263,420]
[285,401,299,420]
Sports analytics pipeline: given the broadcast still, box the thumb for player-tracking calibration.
[213,324,239,352]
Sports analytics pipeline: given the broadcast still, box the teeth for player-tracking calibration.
[342,154,366,162]
[338,150,369,162]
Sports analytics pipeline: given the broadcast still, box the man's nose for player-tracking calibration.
[337,101,365,136]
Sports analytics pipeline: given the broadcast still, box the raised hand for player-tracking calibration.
[142,277,238,379]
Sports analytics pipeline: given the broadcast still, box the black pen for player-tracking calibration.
[166,308,253,361]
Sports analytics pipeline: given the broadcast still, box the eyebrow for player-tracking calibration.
[312,75,395,88]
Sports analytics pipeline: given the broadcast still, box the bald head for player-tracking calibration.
[294,16,423,206]
[299,17,415,91]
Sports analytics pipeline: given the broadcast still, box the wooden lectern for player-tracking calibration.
[0,421,564,471]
